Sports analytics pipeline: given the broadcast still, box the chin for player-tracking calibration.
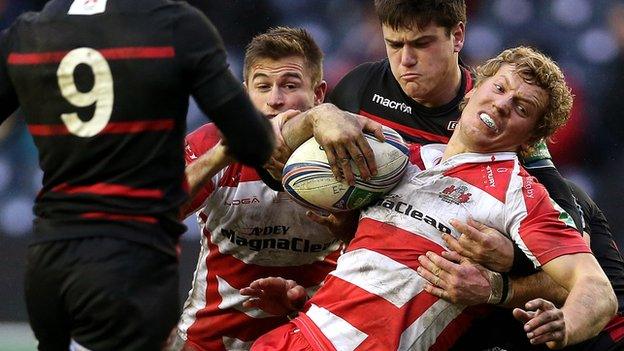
[404,86,426,101]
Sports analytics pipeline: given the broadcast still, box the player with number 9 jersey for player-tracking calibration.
[0,0,274,350]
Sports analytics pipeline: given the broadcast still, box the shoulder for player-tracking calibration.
[330,59,389,110]
[343,59,388,82]
[185,123,221,160]
[515,165,550,200]
[165,1,215,33]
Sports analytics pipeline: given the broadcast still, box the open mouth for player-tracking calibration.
[479,112,499,133]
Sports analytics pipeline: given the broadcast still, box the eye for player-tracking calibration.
[387,42,403,50]
[494,83,504,93]
[254,84,271,91]
[516,104,527,116]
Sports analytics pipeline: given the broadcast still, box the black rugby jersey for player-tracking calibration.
[0,0,272,254]
[567,180,624,313]
[329,58,473,145]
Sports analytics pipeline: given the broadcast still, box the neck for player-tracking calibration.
[441,132,465,161]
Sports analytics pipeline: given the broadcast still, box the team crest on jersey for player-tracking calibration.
[439,184,472,204]
[68,0,107,15]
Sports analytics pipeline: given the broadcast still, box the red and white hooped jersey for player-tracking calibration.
[177,123,343,351]
[291,144,590,351]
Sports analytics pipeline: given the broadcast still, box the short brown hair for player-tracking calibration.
[243,27,323,86]
[374,0,466,34]
[473,46,573,146]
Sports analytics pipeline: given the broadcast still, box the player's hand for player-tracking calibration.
[310,104,384,185]
[306,210,359,243]
[417,250,494,305]
[446,218,514,272]
[264,110,300,180]
[240,277,308,316]
[513,298,567,349]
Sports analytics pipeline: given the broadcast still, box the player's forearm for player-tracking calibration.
[561,273,617,346]
[502,271,569,308]
[281,104,335,151]
[282,103,347,151]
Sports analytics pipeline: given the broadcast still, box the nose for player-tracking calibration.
[492,95,512,117]
[266,86,284,109]
[400,45,417,67]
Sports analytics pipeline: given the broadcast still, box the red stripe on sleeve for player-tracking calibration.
[81,212,158,224]
[101,119,174,133]
[52,182,164,199]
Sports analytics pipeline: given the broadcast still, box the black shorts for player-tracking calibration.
[25,237,180,351]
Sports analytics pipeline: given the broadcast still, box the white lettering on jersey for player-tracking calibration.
[69,0,107,15]
[372,93,412,114]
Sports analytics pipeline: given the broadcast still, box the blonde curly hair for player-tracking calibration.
[470,46,573,147]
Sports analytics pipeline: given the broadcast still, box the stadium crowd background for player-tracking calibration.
[0,0,623,349]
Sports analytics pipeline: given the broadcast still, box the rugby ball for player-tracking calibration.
[282,126,409,212]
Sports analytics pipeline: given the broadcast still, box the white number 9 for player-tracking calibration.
[57,47,114,137]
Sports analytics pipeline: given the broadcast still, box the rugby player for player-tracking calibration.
[167,27,349,351]
[0,0,273,349]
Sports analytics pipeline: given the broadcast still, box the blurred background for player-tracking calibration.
[1,0,623,349]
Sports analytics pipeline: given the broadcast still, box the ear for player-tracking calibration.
[314,80,328,105]
[243,81,248,93]
[452,22,465,53]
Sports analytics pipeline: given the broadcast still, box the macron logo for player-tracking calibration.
[372,94,412,114]
[68,0,107,15]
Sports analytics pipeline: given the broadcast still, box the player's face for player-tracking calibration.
[457,64,549,153]
[382,22,464,107]
[245,56,326,118]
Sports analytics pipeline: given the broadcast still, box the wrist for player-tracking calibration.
[500,273,512,305]
[487,271,512,305]
[487,271,504,304]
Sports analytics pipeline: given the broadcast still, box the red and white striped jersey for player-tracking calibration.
[291,144,590,351]
[176,123,343,351]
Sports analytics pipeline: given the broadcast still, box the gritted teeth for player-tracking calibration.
[479,112,498,133]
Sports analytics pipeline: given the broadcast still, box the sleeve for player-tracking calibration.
[567,180,624,313]
[173,5,274,168]
[505,174,591,268]
[184,123,222,211]
[184,123,222,165]
[328,62,376,113]
[0,28,20,124]
[523,164,583,233]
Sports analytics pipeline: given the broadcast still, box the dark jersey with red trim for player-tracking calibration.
[0,0,259,254]
[329,58,473,145]
[566,180,624,314]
